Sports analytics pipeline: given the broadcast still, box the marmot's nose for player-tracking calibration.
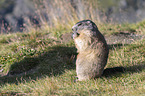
[72,32,79,39]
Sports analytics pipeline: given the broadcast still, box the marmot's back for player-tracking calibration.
[72,20,109,81]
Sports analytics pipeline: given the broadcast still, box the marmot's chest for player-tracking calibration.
[74,37,91,52]
[74,37,103,53]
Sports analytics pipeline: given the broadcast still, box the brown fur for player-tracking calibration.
[72,20,109,81]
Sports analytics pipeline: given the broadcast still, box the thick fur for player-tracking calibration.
[72,20,109,81]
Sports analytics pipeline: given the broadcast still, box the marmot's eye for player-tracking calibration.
[77,33,80,36]
[78,23,82,26]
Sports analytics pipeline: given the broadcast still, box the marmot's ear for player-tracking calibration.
[87,20,91,23]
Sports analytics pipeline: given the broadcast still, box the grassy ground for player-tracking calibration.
[0,20,145,96]
[0,0,145,95]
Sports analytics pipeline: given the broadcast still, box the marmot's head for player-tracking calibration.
[72,20,98,39]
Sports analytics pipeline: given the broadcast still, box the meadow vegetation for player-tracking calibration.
[0,0,145,95]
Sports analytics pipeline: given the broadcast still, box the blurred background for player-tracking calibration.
[0,0,145,33]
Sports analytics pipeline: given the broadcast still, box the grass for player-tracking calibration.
[0,22,145,95]
[0,0,145,95]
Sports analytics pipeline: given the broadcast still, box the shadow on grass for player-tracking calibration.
[0,92,25,96]
[102,63,145,77]
[102,66,125,77]
[0,44,144,85]
[0,46,77,85]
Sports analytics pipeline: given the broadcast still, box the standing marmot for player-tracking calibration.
[72,20,109,81]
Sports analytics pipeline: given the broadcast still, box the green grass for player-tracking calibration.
[0,22,145,96]
[0,0,145,95]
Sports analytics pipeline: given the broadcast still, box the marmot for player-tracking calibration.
[72,20,109,81]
